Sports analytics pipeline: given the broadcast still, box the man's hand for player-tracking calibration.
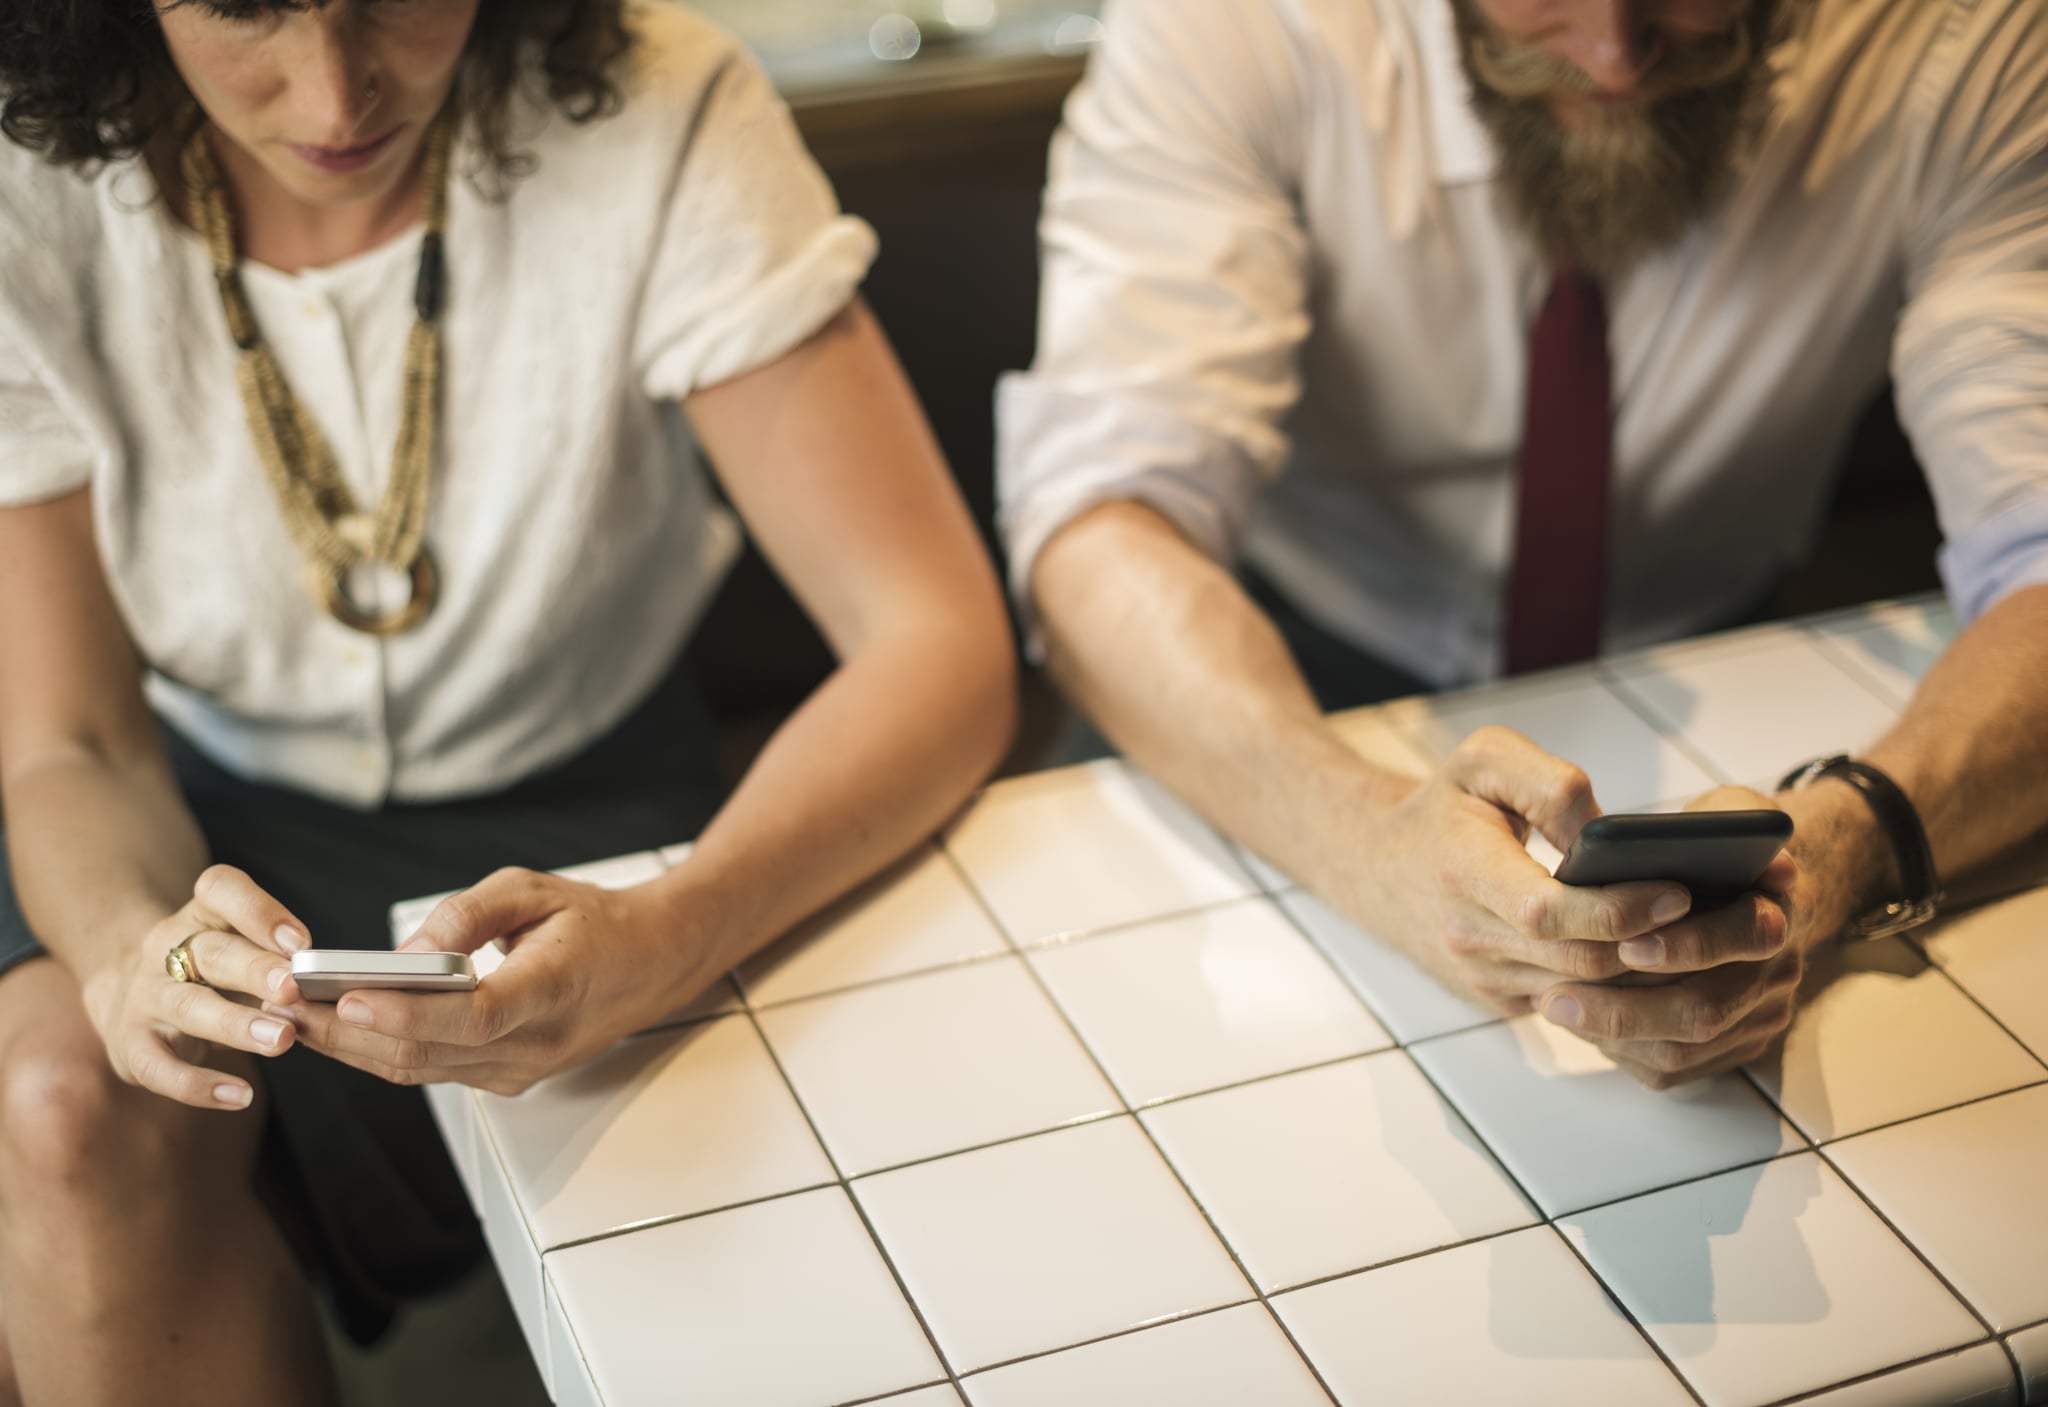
[1534,786,1811,1088]
[1371,727,1741,1012]
[273,868,714,1097]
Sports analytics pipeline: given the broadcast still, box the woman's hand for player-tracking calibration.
[82,864,308,1111]
[276,868,709,1097]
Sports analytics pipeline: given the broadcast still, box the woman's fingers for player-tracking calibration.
[172,926,297,1003]
[155,960,297,1058]
[121,1029,259,1111]
[186,864,311,954]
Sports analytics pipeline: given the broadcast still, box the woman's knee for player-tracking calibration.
[0,1032,162,1205]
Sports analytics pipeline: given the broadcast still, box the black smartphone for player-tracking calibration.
[1553,810,1794,906]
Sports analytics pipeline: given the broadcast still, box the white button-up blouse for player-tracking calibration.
[0,2,876,807]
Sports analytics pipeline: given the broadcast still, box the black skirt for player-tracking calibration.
[0,652,726,1342]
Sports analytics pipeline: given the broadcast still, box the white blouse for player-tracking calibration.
[998,0,2048,685]
[0,1,876,807]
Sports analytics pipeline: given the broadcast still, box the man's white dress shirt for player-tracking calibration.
[0,2,876,806]
[998,0,2048,686]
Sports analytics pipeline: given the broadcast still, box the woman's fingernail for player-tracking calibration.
[1652,891,1690,925]
[216,1083,253,1108]
[339,1000,372,1027]
[1544,996,1583,1030]
[275,925,309,953]
[267,966,288,994]
[1620,936,1665,968]
[250,1018,288,1049]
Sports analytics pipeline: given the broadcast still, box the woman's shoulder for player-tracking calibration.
[0,141,114,336]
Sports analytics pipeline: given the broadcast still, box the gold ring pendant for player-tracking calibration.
[315,548,439,637]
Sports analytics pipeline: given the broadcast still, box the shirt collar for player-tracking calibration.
[1391,0,1499,187]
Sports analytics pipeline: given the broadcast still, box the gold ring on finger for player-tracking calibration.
[165,931,209,987]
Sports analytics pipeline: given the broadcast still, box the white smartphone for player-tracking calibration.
[290,950,478,1002]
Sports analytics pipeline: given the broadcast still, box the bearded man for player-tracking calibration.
[996,0,2048,1085]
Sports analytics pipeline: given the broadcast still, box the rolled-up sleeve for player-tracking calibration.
[996,0,1312,645]
[632,37,878,400]
[1892,0,2048,622]
[0,341,92,507]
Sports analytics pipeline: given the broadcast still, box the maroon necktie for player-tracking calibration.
[1503,268,1612,675]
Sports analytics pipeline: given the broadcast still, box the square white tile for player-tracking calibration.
[1561,1153,1986,1407]
[1273,1226,1693,1406]
[2008,1320,2048,1405]
[1787,1343,2016,1407]
[1411,1016,1802,1216]
[1028,898,1392,1106]
[1806,596,1955,708]
[1919,886,2048,1062]
[478,1015,834,1249]
[1276,890,1497,1043]
[756,956,1121,1176]
[961,1303,1328,1407]
[1828,1084,2048,1332]
[1140,1053,1535,1291]
[944,760,1258,946]
[738,846,1010,1008]
[544,1263,600,1407]
[1749,936,2044,1141]
[473,1121,549,1385]
[1381,672,1720,812]
[547,1187,945,1407]
[552,852,667,890]
[853,1117,1250,1372]
[1606,634,1901,788]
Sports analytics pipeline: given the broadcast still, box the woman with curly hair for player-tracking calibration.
[0,0,1016,1399]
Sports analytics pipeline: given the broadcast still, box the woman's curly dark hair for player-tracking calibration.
[0,0,635,187]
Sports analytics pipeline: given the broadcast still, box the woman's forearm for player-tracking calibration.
[4,746,207,1004]
[642,621,1015,999]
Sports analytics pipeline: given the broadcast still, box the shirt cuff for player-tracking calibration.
[997,376,1263,660]
[1938,490,2048,622]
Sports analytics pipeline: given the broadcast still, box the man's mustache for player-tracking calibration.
[1464,17,1756,104]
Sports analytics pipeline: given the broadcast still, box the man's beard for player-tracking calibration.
[1451,0,1779,280]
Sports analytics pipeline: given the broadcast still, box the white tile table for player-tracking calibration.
[393,594,2048,1406]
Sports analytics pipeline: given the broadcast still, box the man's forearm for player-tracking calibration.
[1034,502,1418,929]
[4,746,207,1001]
[1864,584,2048,882]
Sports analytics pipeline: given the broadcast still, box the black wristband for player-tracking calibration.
[1777,754,1943,938]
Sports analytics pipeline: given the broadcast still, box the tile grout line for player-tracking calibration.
[1757,1336,2011,1407]
[1391,1046,1713,1407]
[1799,622,1918,712]
[953,1299,1264,1385]
[1810,1077,2048,1150]
[1810,1141,2025,1397]
[1903,932,2048,1076]
[734,1003,972,1404]
[1593,664,1741,789]
[942,847,1347,1407]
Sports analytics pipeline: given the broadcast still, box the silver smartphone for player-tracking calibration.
[289,950,479,1002]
